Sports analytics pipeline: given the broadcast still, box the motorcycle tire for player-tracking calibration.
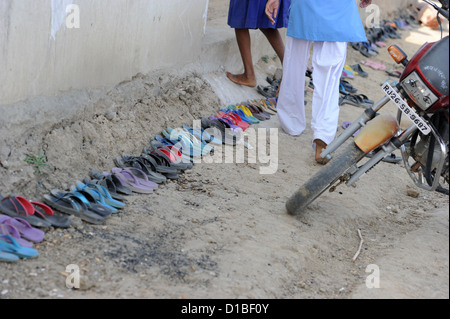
[286,142,366,215]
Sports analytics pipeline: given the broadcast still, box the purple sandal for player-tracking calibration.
[0,215,44,244]
[111,167,157,194]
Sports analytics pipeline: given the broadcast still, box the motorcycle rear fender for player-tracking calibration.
[354,114,400,153]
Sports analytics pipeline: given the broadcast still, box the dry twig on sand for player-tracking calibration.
[352,229,364,262]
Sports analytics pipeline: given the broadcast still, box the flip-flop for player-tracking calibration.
[249,99,276,116]
[344,65,357,76]
[340,80,358,94]
[148,144,193,171]
[342,121,360,137]
[144,150,180,180]
[350,64,369,78]
[361,60,386,71]
[237,104,263,122]
[217,111,251,130]
[163,129,206,157]
[248,105,271,121]
[116,154,172,175]
[0,235,39,259]
[154,134,196,161]
[264,98,278,113]
[90,170,133,196]
[352,42,376,57]
[0,223,34,248]
[362,42,378,56]
[370,42,380,54]
[386,70,402,78]
[74,181,126,210]
[31,201,71,228]
[111,168,156,194]
[228,106,259,124]
[178,129,215,155]
[0,213,44,243]
[144,151,180,178]
[0,250,19,262]
[0,195,51,228]
[257,85,277,98]
[183,125,222,146]
[367,152,402,164]
[201,118,237,146]
[64,188,116,216]
[43,191,106,225]
[339,94,374,109]
[141,148,188,175]
[209,116,242,133]
[83,177,128,202]
[342,69,355,79]
[183,125,219,147]
[381,78,399,87]
[119,153,170,182]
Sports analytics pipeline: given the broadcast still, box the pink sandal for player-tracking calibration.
[361,60,386,71]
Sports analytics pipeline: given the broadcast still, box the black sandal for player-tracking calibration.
[339,93,374,109]
[257,85,278,98]
[90,170,133,196]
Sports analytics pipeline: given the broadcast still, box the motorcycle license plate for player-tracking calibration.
[381,83,431,135]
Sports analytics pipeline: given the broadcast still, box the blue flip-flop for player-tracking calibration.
[183,125,221,146]
[0,250,19,262]
[161,129,200,157]
[155,134,194,161]
[166,128,210,157]
[43,191,106,225]
[186,126,222,146]
[74,181,126,210]
[0,235,39,259]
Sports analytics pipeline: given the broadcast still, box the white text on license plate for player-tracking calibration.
[382,83,431,135]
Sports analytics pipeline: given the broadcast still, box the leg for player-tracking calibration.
[259,28,285,64]
[276,37,311,136]
[310,41,348,164]
[226,28,257,88]
[260,28,286,97]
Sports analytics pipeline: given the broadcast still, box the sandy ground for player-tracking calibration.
[0,9,449,300]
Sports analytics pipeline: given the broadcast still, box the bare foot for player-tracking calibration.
[226,72,257,88]
[275,81,281,97]
[314,139,329,165]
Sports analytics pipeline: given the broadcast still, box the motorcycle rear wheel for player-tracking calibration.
[286,142,366,215]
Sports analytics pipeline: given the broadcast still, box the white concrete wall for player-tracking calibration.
[0,0,209,106]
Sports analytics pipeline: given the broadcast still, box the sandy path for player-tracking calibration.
[0,9,448,300]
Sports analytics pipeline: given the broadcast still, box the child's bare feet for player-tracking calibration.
[226,72,257,88]
[314,139,329,165]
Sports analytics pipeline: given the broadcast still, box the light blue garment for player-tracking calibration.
[287,0,367,42]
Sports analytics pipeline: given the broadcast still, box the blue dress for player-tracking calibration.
[228,0,291,29]
[287,0,367,42]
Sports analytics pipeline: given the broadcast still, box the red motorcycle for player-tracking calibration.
[286,0,449,215]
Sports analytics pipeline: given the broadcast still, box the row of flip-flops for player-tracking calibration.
[352,21,406,58]
[305,64,374,110]
[36,99,278,225]
[338,72,375,109]
[0,194,70,262]
[0,98,278,262]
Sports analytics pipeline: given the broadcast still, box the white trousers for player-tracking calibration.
[277,37,347,146]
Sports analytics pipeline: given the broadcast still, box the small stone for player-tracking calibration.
[105,111,116,121]
[79,276,95,291]
[407,189,420,198]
